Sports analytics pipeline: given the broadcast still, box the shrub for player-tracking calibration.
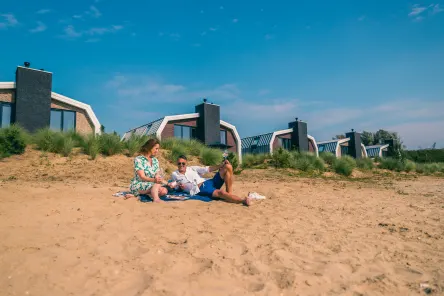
[379,158,404,172]
[373,156,382,163]
[404,160,416,173]
[356,158,374,170]
[290,151,325,172]
[54,133,75,157]
[404,149,444,163]
[160,137,179,151]
[271,148,292,168]
[83,134,101,160]
[161,138,205,157]
[124,134,149,156]
[320,152,336,166]
[424,163,440,175]
[227,151,239,169]
[0,125,28,158]
[34,128,57,151]
[200,147,221,165]
[99,133,123,156]
[65,130,85,147]
[242,153,269,168]
[333,156,356,176]
[170,145,187,162]
[185,139,204,156]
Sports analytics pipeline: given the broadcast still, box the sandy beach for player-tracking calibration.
[0,150,443,295]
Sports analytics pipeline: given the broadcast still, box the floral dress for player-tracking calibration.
[129,155,160,195]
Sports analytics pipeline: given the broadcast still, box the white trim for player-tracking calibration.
[269,129,293,154]
[51,92,102,134]
[220,120,242,164]
[377,144,389,157]
[307,134,319,157]
[155,113,199,140]
[336,138,350,157]
[0,82,15,89]
[361,143,368,158]
[154,113,242,163]
[269,128,318,156]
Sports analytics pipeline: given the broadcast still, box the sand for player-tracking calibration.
[0,150,443,295]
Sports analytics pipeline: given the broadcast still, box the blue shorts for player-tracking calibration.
[197,172,224,197]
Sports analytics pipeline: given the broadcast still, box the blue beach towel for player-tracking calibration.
[113,191,212,203]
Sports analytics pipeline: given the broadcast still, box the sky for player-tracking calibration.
[1,0,443,149]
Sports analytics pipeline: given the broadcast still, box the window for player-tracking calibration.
[220,130,227,145]
[318,145,325,152]
[0,102,12,128]
[50,109,76,132]
[280,138,292,150]
[251,136,260,146]
[174,125,195,140]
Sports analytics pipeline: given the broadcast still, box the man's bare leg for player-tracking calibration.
[219,163,234,193]
[212,189,251,206]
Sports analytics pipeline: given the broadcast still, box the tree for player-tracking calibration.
[361,131,374,146]
[332,134,346,140]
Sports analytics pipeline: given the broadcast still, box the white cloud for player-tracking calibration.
[232,19,238,23]
[358,15,366,21]
[88,6,102,18]
[61,24,123,39]
[0,13,18,29]
[409,4,427,16]
[432,4,444,14]
[386,120,444,149]
[209,27,217,31]
[258,89,271,96]
[85,38,100,43]
[29,21,47,33]
[36,9,51,14]
[63,25,82,38]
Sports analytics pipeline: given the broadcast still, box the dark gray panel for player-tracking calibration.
[195,103,221,145]
[384,139,395,157]
[15,67,52,133]
[289,120,309,152]
[346,131,362,159]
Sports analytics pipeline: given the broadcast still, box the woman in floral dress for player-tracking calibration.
[128,138,168,202]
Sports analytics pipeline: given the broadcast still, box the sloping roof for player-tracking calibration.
[366,144,389,157]
[317,138,350,154]
[241,132,274,150]
[0,82,102,134]
[122,117,164,140]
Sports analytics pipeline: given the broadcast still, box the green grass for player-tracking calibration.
[99,133,123,156]
[333,156,356,176]
[290,151,325,172]
[356,158,374,170]
[379,158,405,172]
[319,152,336,165]
[53,133,75,156]
[0,124,29,159]
[33,128,58,152]
[82,134,101,160]
[124,134,149,156]
[242,153,270,168]
[200,147,222,165]
[404,160,416,173]
[170,145,188,162]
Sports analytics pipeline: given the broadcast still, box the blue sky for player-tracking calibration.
[1,0,443,149]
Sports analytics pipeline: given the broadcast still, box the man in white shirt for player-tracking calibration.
[170,155,251,206]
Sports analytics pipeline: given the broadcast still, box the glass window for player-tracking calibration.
[182,126,191,139]
[1,104,12,128]
[50,110,62,131]
[318,145,325,152]
[220,130,227,145]
[50,109,76,132]
[251,136,260,146]
[174,125,181,138]
[281,138,291,150]
[63,111,75,131]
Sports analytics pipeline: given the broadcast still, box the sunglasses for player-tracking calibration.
[177,162,186,166]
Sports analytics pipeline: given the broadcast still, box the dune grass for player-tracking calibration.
[333,156,357,176]
[0,124,29,159]
[319,152,336,166]
[99,133,123,156]
[356,158,374,170]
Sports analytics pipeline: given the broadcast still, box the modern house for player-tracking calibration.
[317,130,367,158]
[122,100,242,163]
[241,119,319,156]
[0,63,101,134]
[365,144,389,158]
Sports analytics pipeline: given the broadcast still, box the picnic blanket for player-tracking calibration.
[113,191,213,203]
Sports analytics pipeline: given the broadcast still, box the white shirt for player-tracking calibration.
[171,166,210,195]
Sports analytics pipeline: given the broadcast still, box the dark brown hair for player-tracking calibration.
[177,155,187,161]
[140,138,160,154]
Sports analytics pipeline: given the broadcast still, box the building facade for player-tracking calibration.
[0,64,101,134]
[122,101,242,163]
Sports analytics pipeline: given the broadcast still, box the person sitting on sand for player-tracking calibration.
[127,139,168,203]
[170,155,251,206]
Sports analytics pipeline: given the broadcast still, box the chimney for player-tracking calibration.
[288,118,309,152]
[195,99,220,145]
[345,129,363,159]
[15,65,52,133]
